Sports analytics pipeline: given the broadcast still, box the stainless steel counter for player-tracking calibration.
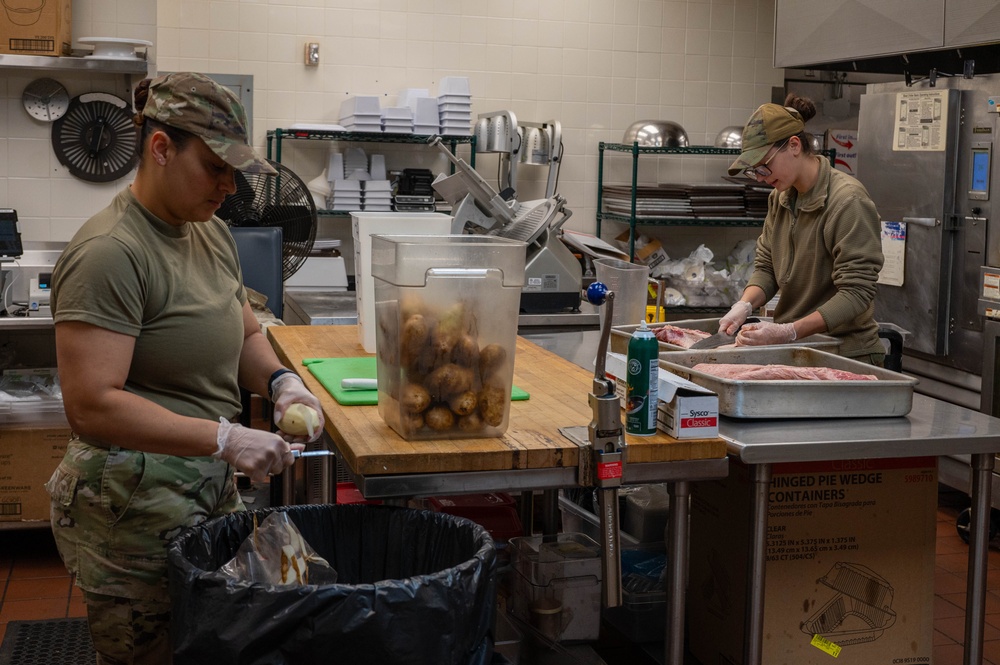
[283,290,358,326]
[0,315,54,329]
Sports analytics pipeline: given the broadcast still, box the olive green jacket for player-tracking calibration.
[746,156,885,358]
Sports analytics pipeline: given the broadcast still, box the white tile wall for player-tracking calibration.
[0,0,782,255]
[0,0,156,242]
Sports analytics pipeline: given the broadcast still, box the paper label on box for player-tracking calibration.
[810,634,842,657]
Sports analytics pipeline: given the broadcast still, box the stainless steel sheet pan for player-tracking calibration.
[610,317,841,356]
[658,346,917,418]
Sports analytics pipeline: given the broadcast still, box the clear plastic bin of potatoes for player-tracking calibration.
[371,234,526,440]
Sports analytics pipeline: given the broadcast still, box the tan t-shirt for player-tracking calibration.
[52,187,247,424]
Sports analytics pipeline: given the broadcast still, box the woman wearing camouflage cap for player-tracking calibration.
[717,95,886,365]
[45,72,326,663]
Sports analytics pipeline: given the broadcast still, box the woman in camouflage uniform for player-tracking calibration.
[45,72,325,664]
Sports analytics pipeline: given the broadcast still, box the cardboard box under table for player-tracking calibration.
[0,0,71,56]
[688,456,937,665]
[0,422,71,523]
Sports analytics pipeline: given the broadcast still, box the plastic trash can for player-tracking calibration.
[167,504,496,665]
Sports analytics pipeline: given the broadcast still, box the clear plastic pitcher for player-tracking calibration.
[594,258,649,329]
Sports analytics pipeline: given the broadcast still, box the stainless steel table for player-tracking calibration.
[526,329,1000,665]
[721,397,1000,665]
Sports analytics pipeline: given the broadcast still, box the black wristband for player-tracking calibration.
[267,368,296,401]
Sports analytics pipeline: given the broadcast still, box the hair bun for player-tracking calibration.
[783,93,817,123]
[133,78,152,114]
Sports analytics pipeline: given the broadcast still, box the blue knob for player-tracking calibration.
[587,281,609,306]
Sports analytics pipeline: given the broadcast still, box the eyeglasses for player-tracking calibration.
[743,140,789,180]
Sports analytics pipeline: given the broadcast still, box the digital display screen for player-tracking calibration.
[0,210,22,259]
[972,150,991,193]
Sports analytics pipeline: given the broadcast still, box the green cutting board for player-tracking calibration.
[303,356,529,406]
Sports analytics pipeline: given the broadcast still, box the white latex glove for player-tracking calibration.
[735,321,797,346]
[719,301,753,335]
[215,419,302,482]
[271,372,326,443]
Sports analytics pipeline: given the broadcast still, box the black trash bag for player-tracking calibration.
[167,504,497,665]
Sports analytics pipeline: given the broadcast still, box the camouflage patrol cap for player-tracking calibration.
[143,72,276,175]
[727,104,805,176]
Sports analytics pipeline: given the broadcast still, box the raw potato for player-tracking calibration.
[426,363,473,399]
[402,411,425,433]
[401,383,432,413]
[479,344,507,378]
[424,405,456,431]
[452,334,480,366]
[448,390,478,416]
[478,384,507,427]
[401,314,430,365]
[457,412,484,432]
[278,403,321,438]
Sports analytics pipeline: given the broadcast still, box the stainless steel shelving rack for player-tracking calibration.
[265,128,476,217]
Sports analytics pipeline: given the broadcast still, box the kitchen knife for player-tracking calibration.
[689,317,759,350]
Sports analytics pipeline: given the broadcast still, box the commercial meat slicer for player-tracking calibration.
[428,133,582,314]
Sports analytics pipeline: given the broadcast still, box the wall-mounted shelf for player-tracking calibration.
[0,53,149,75]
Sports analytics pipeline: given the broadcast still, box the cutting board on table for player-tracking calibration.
[303,356,529,406]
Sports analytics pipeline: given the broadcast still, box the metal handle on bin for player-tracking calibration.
[902,216,938,227]
[426,268,491,278]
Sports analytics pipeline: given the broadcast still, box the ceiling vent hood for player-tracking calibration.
[788,43,1000,79]
[775,0,1000,79]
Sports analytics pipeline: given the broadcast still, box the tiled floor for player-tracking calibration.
[2,485,1000,663]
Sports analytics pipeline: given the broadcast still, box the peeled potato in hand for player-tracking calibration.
[278,403,321,438]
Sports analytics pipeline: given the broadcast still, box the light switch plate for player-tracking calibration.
[305,42,320,66]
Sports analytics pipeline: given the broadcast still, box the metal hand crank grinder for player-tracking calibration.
[582,281,626,608]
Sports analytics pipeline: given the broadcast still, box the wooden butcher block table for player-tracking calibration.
[268,324,728,665]
[267,324,726,485]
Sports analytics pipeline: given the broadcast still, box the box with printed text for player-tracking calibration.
[0,0,71,56]
[604,351,718,439]
[688,456,937,665]
[0,423,71,522]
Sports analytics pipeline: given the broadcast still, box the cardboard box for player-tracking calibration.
[615,230,668,270]
[0,0,71,56]
[605,351,719,439]
[688,456,937,665]
[656,393,718,439]
[0,423,70,522]
[825,129,860,176]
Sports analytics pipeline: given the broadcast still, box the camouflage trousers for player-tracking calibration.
[46,436,244,663]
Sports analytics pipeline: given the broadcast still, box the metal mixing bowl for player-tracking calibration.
[714,125,744,148]
[622,120,689,147]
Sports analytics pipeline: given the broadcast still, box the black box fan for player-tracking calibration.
[216,160,317,281]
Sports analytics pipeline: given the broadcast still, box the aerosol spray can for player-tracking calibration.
[626,320,658,436]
